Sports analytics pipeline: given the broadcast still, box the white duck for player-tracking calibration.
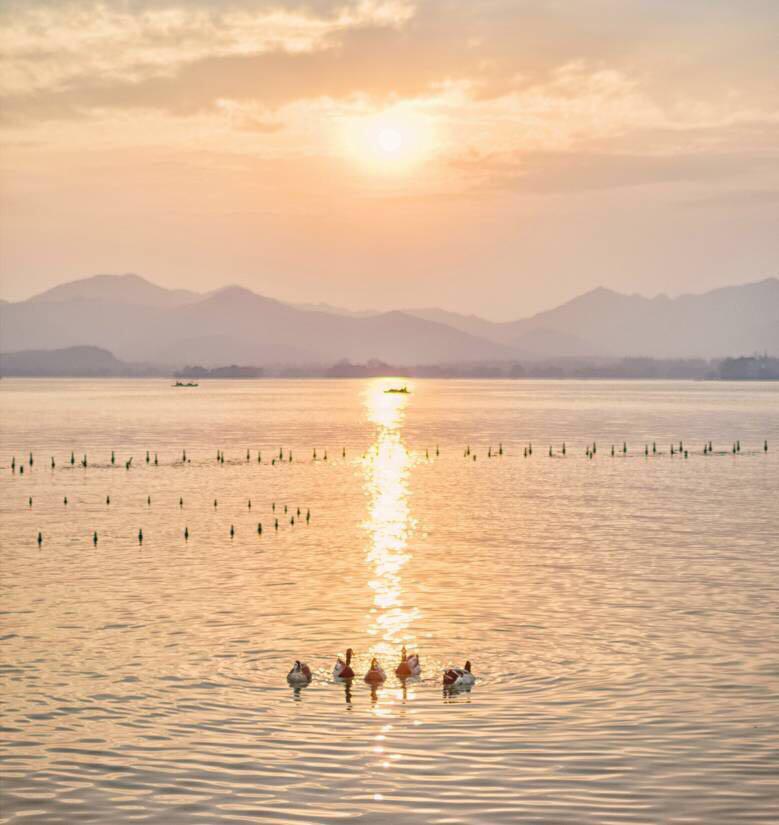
[287,660,312,685]
[395,645,421,678]
[333,648,355,679]
[443,660,475,689]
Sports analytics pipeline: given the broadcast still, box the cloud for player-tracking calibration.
[0,0,416,97]
[473,150,779,194]
[3,0,778,128]
[2,1,778,208]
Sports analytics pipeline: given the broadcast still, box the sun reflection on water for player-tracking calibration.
[362,380,420,669]
[361,380,420,801]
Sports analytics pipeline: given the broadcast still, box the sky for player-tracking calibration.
[0,0,777,320]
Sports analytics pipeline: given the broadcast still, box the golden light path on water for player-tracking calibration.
[362,380,421,720]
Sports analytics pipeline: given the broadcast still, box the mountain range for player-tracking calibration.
[0,273,776,367]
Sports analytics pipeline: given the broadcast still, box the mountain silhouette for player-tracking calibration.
[29,273,201,308]
[0,276,509,365]
[1,274,776,364]
[406,278,778,358]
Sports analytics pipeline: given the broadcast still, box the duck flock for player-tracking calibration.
[288,646,476,691]
[3,439,770,547]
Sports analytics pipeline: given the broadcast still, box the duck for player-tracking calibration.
[287,660,312,685]
[333,648,355,679]
[364,657,386,684]
[395,645,421,678]
[443,661,476,689]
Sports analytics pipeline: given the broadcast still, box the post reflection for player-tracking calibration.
[362,380,420,700]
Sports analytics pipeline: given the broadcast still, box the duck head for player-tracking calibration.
[464,661,472,672]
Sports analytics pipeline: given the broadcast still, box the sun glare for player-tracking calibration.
[377,127,403,155]
[340,111,435,172]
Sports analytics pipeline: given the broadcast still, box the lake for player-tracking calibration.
[1,379,778,824]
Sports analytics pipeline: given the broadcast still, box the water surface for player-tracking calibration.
[1,379,778,823]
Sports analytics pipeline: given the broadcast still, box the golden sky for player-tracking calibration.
[1,0,777,317]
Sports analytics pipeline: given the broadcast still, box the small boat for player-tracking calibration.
[384,386,409,394]
[173,381,199,387]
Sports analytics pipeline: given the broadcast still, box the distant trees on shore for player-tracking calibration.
[2,348,777,380]
[297,355,779,380]
[174,365,264,379]
[716,355,779,380]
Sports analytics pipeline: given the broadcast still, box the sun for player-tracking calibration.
[376,126,404,155]
[364,119,413,164]
[339,110,435,172]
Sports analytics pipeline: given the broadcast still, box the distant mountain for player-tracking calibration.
[0,277,509,366]
[402,307,502,341]
[28,273,201,308]
[1,273,776,364]
[0,346,131,376]
[293,301,377,318]
[499,279,779,357]
[407,278,779,358]
[403,307,588,356]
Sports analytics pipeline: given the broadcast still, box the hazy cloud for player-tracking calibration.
[3,0,778,122]
[1,0,777,312]
[451,148,779,194]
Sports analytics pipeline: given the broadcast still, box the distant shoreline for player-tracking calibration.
[2,375,778,382]
[1,347,777,381]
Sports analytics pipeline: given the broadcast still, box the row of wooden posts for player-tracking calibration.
[8,438,769,473]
